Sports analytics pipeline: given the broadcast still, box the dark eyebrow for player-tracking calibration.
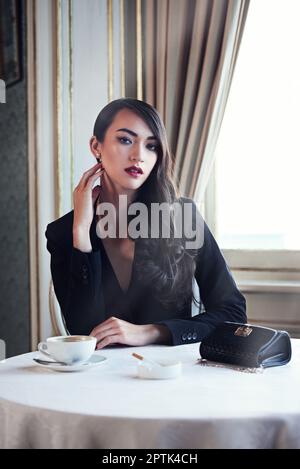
[116,128,157,140]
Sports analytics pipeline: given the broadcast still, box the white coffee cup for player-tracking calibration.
[38,335,97,365]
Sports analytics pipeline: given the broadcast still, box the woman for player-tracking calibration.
[46,98,246,349]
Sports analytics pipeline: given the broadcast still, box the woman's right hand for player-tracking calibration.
[72,162,104,252]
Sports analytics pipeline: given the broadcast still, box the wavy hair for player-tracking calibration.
[93,98,199,310]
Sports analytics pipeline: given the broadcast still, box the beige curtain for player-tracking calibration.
[142,0,250,201]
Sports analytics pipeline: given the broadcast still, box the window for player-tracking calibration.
[212,0,300,252]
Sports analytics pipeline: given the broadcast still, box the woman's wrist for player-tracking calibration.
[143,324,172,345]
[73,226,92,252]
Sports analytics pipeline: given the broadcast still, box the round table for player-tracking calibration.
[0,341,300,448]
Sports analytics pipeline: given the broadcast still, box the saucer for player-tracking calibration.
[33,353,107,372]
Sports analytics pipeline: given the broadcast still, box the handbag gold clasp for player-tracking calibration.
[234,326,253,337]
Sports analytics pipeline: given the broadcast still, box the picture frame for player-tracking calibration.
[0,0,22,87]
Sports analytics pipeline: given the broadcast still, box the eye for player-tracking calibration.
[118,136,132,145]
[117,136,158,152]
[147,143,158,152]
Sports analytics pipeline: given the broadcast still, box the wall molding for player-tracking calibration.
[223,249,300,271]
[233,268,300,294]
[33,0,57,342]
[238,280,300,294]
[27,0,39,350]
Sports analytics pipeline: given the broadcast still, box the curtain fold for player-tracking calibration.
[142,0,250,201]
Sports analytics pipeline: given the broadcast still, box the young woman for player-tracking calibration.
[46,98,246,349]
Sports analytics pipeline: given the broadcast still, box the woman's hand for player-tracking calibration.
[90,317,171,349]
[73,162,104,252]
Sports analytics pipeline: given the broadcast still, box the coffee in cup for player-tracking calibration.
[38,335,96,365]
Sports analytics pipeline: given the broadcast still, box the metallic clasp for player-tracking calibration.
[234,326,253,337]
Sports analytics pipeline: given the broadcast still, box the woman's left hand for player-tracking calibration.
[89,316,171,349]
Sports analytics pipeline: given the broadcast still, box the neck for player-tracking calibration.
[99,173,137,207]
[96,174,137,239]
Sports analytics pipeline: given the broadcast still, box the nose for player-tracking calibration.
[129,143,144,162]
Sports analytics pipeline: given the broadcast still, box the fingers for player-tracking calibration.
[90,317,118,337]
[96,335,120,349]
[86,168,105,189]
[74,169,104,196]
[92,185,101,204]
[90,317,126,349]
[90,318,149,349]
[93,327,119,344]
[78,163,104,189]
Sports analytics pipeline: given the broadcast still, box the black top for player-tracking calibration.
[45,198,246,345]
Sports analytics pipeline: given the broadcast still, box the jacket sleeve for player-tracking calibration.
[158,206,247,346]
[45,224,105,335]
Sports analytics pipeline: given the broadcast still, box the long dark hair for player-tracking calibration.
[93,98,199,310]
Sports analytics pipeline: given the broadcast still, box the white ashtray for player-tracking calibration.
[137,359,182,380]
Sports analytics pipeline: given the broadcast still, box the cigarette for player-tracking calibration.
[131,352,161,367]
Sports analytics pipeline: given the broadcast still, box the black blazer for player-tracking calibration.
[45,198,246,345]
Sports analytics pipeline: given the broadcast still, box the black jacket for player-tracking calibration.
[45,198,246,345]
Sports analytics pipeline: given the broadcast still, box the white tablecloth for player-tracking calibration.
[0,341,300,448]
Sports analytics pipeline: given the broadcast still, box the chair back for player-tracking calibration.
[49,279,69,336]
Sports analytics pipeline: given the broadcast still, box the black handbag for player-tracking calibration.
[199,322,292,368]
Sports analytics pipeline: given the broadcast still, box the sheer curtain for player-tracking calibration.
[142,0,250,200]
